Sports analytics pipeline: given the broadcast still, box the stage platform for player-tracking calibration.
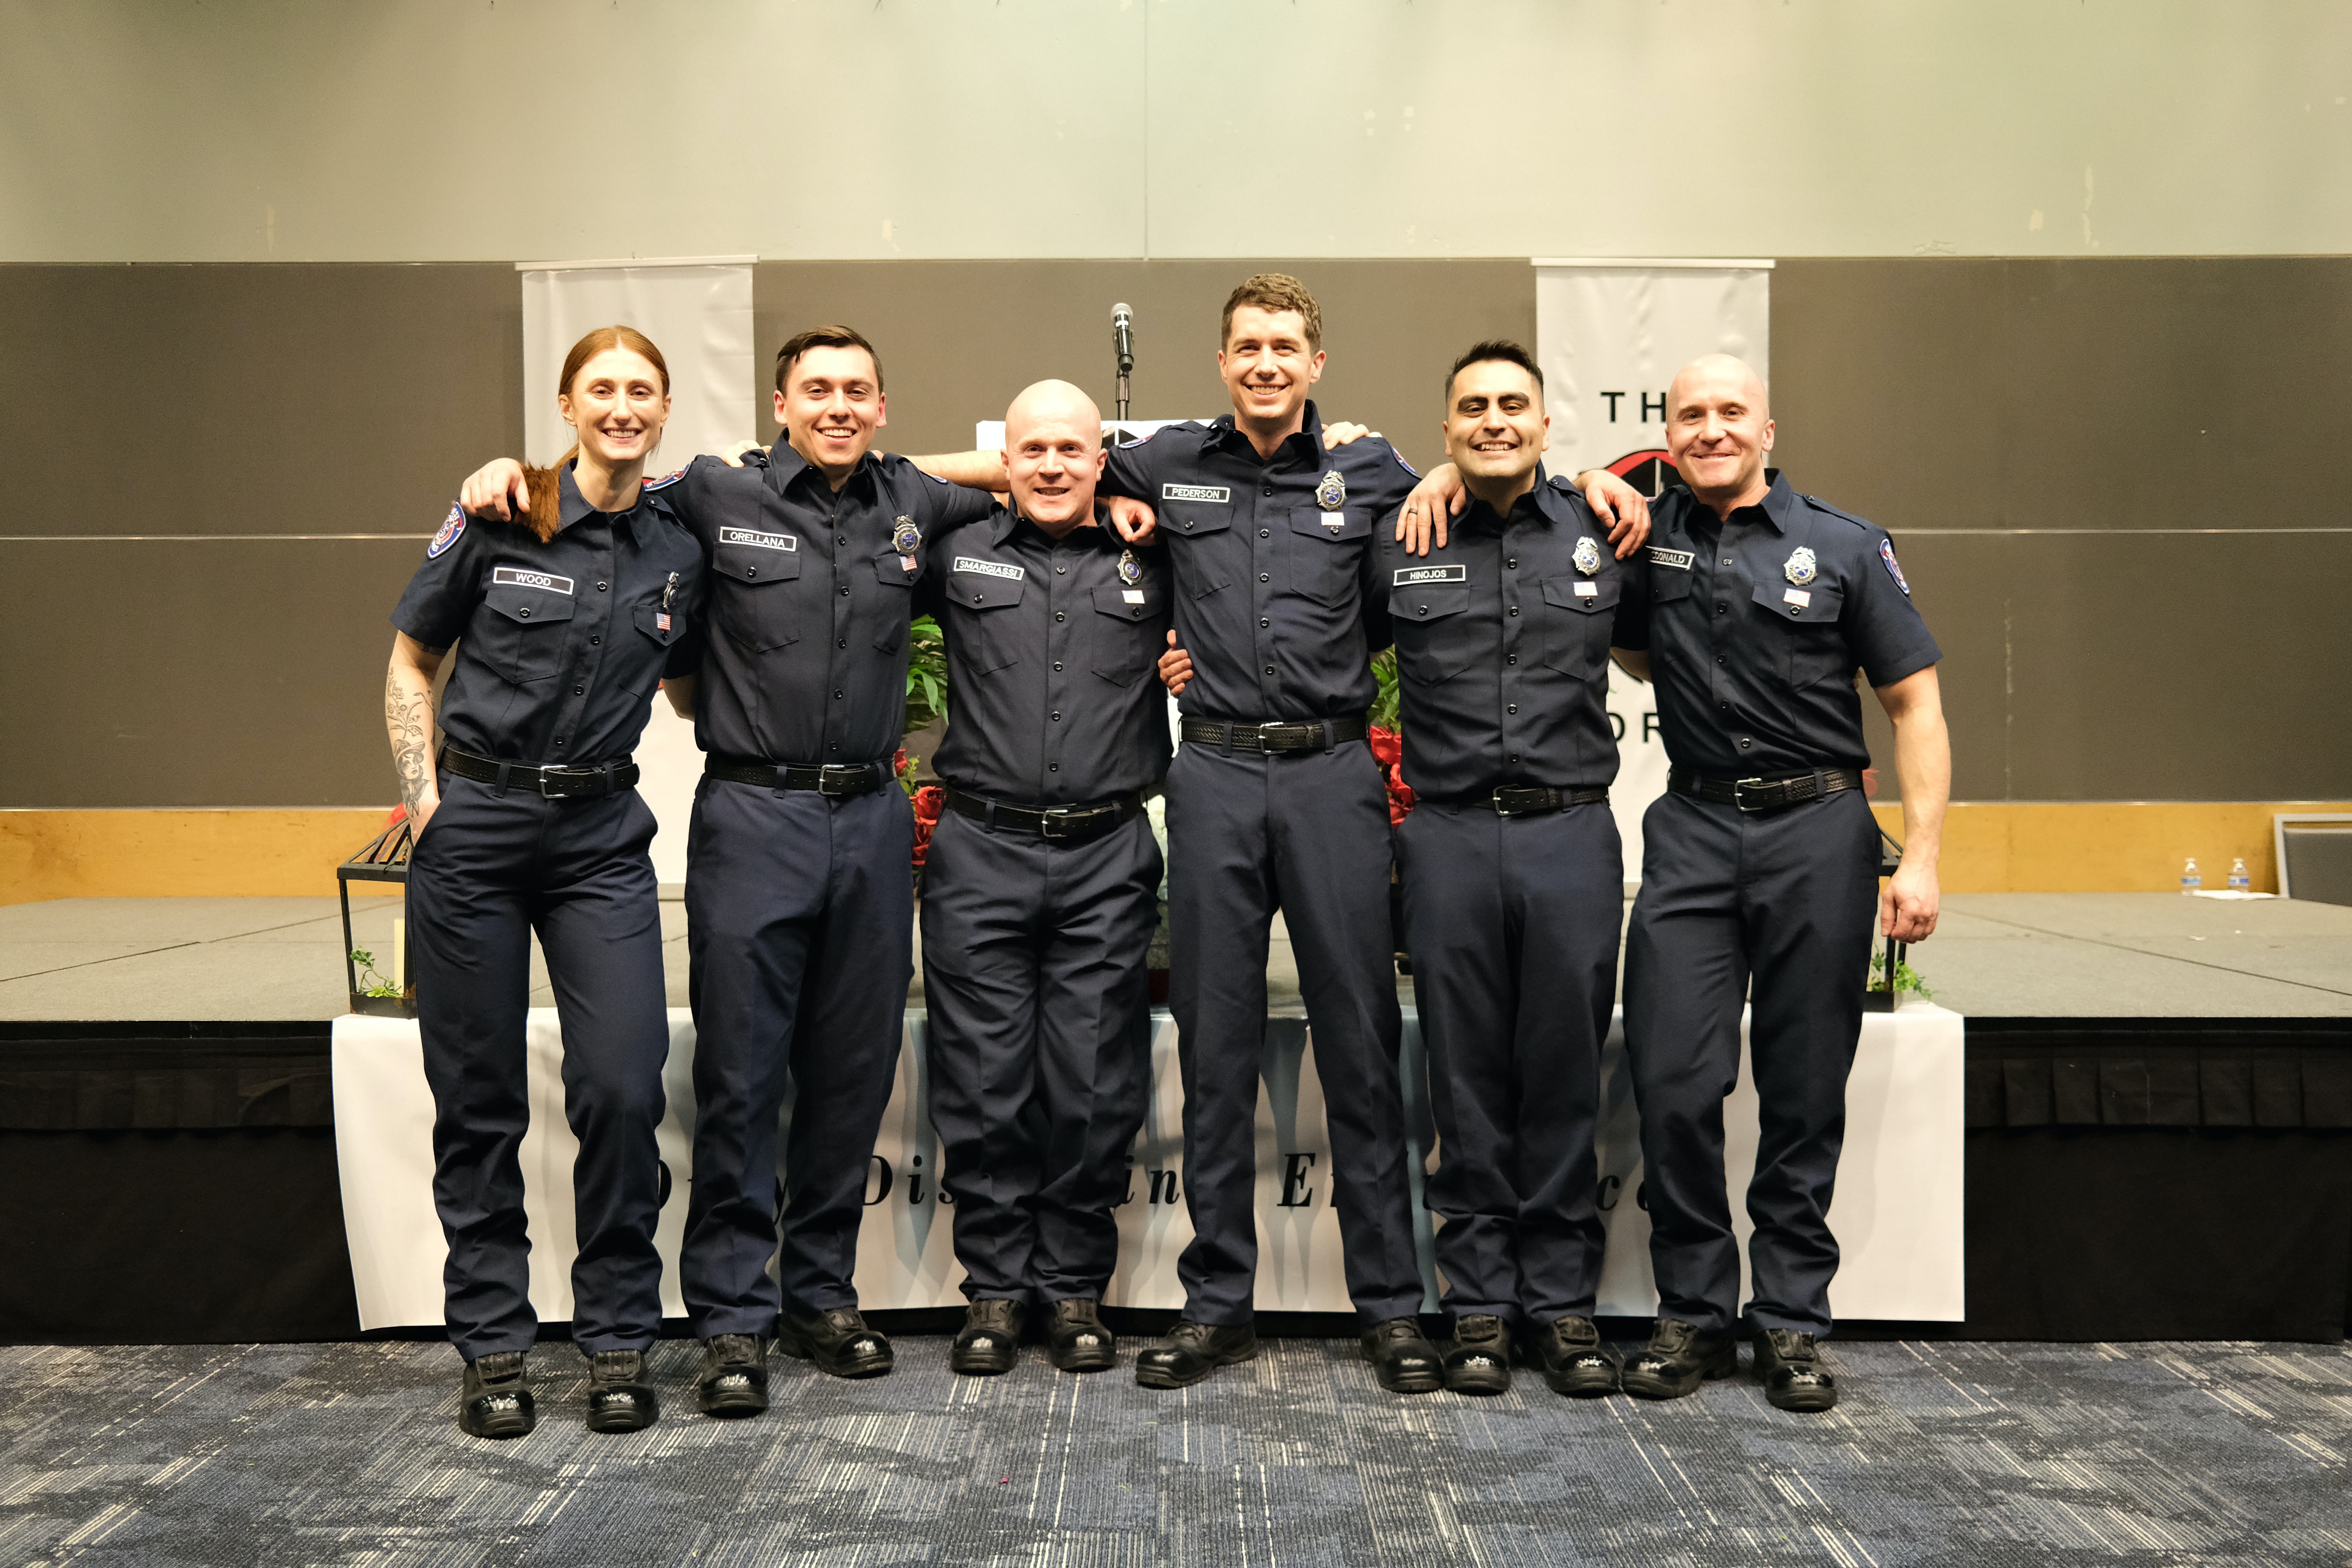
[3,892,2349,1347]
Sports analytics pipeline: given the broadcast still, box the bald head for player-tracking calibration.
[1664,354,1776,516]
[1002,378,1107,536]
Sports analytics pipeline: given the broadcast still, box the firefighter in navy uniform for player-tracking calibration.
[1130,277,1652,1392]
[386,327,704,1439]
[1374,342,1644,1399]
[459,325,1000,1414]
[1610,354,1949,1412]
[911,381,1173,1377]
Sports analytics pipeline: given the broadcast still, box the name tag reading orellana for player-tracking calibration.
[491,566,574,595]
[718,527,796,552]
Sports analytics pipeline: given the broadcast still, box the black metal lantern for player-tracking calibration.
[337,816,416,1017]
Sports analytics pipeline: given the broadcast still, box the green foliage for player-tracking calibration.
[1368,648,1401,731]
[1866,952,1936,998]
[904,615,948,732]
[349,948,404,1000]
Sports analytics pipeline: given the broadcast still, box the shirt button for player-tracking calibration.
[1259,573,1270,583]
[555,738,566,747]
[1418,605,1429,615]
[1184,521,1194,530]
[1506,654,1517,665]
[833,689,844,700]
[837,536,847,547]
[1057,565,1066,574]
[747,568,758,579]
[573,685,584,695]
[1508,754,1519,764]
[830,743,840,753]
[598,582,608,591]
[590,635,600,646]
[1506,558,1517,570]
[1053,661,1064,672]
[1740,738,1752,749]
[1055,611,1066,622]
[1051,711,1062,721]
[972,593,983,603]
[1717,603,1727,615]
[1507,704,1517,714]
[1049,762,1060,772]
[1718,655,1727,665]
[840,585,851,597]
[518,608,531,619]
[1508,606,1519,617]
[1723,559,1733,566]
[1265,665,1276,676]
[1262,485,1274,497]
[837,639,846,649]
[1260,528,1270,539]
[1260,618,1269,628]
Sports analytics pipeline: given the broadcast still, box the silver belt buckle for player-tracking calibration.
[537,765,595,798]
[1038,807,1073,840]
[816,764,865,797]
[1732,776,1772,812]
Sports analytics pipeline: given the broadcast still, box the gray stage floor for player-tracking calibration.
[3,1336,2349,1567]
[2,891,2348,1022]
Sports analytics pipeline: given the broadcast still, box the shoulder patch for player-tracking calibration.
[1879,538,1911,596]
[1392,450,1420,479]
[426,505,465,559]
[923,468,950,484]
[643,467,687,492]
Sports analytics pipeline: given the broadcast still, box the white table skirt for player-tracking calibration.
[332,1003,1963,1330]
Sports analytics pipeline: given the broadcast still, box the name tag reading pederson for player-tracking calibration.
[1161,484,1231,504]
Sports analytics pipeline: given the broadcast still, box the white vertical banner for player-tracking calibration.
[1534,259,1773,880]
[518,256,756,884]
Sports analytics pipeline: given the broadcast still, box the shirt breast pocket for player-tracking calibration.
[1541,576,1620,677]
[713,542,801,652]
[1388,584,1474,686]
[953,574,1025,675]
[1749,579,1852,686]
[872,550,921,651]
[1090,584,1158,685]
[1161,504,1234,597]
[1287,507,1369,605]
[479,583,577,683]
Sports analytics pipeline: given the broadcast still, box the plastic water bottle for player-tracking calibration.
[2180,857,2202,891]
[2228,857,2251,892]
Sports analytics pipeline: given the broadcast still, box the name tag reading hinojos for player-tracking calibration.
[719,527,797,552]
[1392,564,1467,586]
[490,566,574,595]
[1645,546,1695,571]
[951,556,1025,582]
[1161,484,1231,504]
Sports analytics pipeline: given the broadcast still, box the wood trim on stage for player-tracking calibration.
[0,810,398,906]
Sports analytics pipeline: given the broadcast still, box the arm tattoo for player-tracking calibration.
[385,666,435,820]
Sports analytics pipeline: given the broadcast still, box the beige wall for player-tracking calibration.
[5,0,2349,263]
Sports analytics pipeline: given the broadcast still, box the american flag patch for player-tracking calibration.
[656,612,672,632]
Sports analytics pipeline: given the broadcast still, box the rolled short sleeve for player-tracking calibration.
[390,504,481,651]
[1848,529,1940,687]
[916,464,997,542]
[1100,430,1165,502]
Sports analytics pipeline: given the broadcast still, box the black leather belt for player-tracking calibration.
[945,787,1146,842]
[705,753,891,798]
[442,746,637,799]
[1463,784,1611,817]
[1669,766,1861,813]
[1180,715,1369,753]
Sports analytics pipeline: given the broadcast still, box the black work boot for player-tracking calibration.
[1135,1321,1256,1389]
[457,1351,535,1439]
[1620,1319,1738,1401]
[1530,1316,1620,1398]
[1441,1315,1512,1396]
[1752,1328,1839,1412]
[1358,1317,1443,1395]
[950,1299,1026,1377]
[1045,1298,1117,1373]
[697,1334,770,1417]
[585,1349,659,1433]
[777,1308,894,1379]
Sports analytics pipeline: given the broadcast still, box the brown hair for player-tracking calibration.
[521,326,670,543]
[775,325,884,394]
[1220,273,1322,352]
[1445,339,1545,404]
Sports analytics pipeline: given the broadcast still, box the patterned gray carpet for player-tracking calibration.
[3,1336,2348,1566]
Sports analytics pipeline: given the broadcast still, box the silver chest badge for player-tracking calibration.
[1572,536,1602,576]
[891,516,921,556]
[1784,545,1818,587]
[1117,548,1142,586]
[1315,469,1347,513]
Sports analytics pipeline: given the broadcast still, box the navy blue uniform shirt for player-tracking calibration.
[395,462,706,765]
[914,504,1174,805]
[1614,472,1939,776]
[1101,401,1415,721]
[668,444,995,764]
[1375,468,1643,800]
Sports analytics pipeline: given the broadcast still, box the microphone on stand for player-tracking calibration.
[1111,302,1135,433]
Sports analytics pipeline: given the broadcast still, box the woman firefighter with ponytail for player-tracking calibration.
[383,326,705,1439]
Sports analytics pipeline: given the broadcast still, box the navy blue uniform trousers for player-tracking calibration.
[680,776,913,1335]
[1622,787,1880,1335]
[1398,801,1622,1325]
[920,810,1161,1302]
[1165,740,1425,1326]
[406,772,671,1363]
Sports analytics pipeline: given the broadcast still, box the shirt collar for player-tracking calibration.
[556,461,639,536]
[1459,462,1558,534]
[1202,400,1327,468]
[767,438,877,497]
[999,501,1113,550]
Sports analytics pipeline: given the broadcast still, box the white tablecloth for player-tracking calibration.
[332,1004,1963,1329]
